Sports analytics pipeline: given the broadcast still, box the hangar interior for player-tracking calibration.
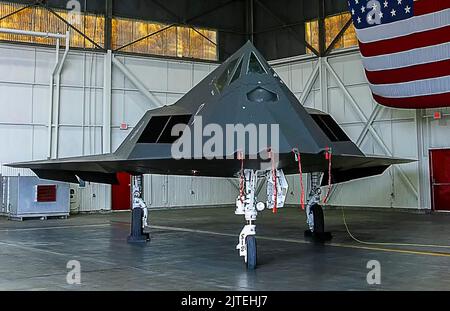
[0,0,449,290]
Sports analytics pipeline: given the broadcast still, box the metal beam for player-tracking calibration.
[44,6,103,50]
[356,105,383,146]
[226,178,240,191]
[186,0,239,24]
[103,50,112,154]
[319,57,328,112]
[190,26,217,46]
[114,24,177,52]
[253,21,306,36]
[254,0,320,57]
[246,0,255,43]
[318,0,326,56]
[0,2,37,22]
[148,0,240,30]
[324,17,352,56]
[111,55,161,109]
[112,0,239,59]
[325,59,388,152]
[298,61,320,105]
[324,58,418,199]
[149,0,180,23]
[415,109,427,209]
[327,104,382,202]
[104,0,113,51]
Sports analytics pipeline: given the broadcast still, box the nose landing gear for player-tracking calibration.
[235,169,259,269]
[235,169,288,270]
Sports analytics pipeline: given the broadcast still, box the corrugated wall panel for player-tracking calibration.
[78,183,111,212]
[143,174,237,208]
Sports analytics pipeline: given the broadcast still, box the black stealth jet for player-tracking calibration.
[8,41,412,184]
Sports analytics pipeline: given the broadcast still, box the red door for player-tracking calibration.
[112,172,131,210]
[430,149,450,211]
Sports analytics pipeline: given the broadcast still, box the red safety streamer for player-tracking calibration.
[292,149,305,210]
[238,152,244,204]
[323,147,333,204]
[270,149,277,214]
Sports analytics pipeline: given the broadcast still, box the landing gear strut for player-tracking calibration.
[127,175,150,244]
[235,170,260,270]
[235,169,288,269]
[304,172,332,241]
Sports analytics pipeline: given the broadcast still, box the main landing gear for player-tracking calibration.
[127,175,151,244]
[304,173,332,241]
[235,169,288,270]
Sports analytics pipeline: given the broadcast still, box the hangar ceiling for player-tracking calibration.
[6,0,349,61]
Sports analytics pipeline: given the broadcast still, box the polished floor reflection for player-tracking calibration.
[0,207,449,290]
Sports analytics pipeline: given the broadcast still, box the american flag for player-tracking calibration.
[347,0,450,108]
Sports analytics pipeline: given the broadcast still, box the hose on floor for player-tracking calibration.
[340,205,450,249]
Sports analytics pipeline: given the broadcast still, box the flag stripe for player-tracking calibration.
[355,8,450,43]
[415,0,450,16]
[361,42,450,71]
[365,59,450,85]
[359,25,450,57]
[373,92,450,109]
[369,75,450,98]
[348,0,450,108]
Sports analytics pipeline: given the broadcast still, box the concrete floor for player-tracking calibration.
[0,206,449,290]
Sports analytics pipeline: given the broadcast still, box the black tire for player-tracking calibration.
[246,236,257,270]
[312,204,324,233]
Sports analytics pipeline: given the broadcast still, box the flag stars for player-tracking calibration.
[348,0,410,27]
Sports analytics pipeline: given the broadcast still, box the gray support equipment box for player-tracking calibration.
[4,176,70,220]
